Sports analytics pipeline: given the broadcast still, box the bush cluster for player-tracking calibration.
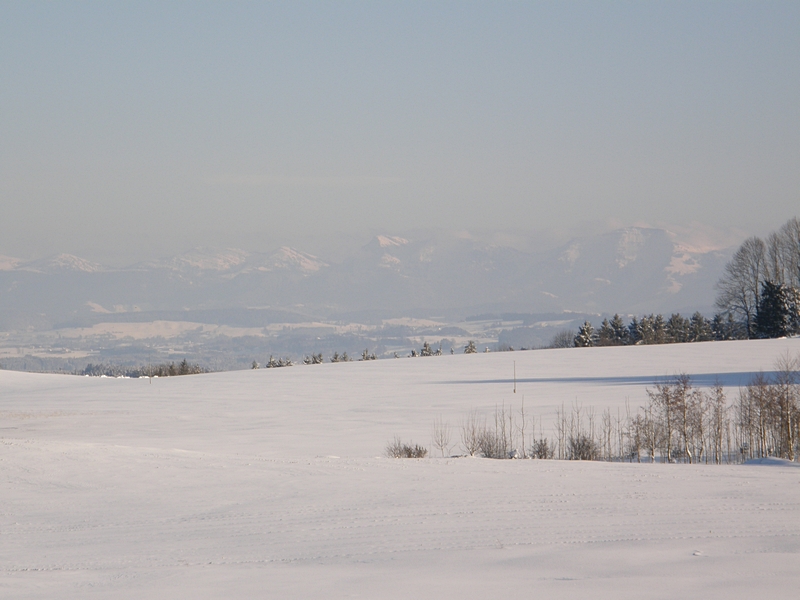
[385,437,428,458]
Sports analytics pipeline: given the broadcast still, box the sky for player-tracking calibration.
[1,1,799,264]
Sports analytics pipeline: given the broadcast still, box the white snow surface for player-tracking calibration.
[2,338,800,598]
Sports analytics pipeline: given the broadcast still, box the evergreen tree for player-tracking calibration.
[711,313,726,340]
[711,312,743,340]
[666,313,690,343]
[464,340,477,354]
[652,314,667,344]
[305,353,324,365]
[689,312,713,342]
[638,315,655,344]
[610,314,629,345]
[597,318,615,346]
[755,281,791,338]
[628,316,642,344]
[574,321,596,347]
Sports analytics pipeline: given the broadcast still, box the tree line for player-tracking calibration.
[392,355,799,463]
[80,360,206,377]
[571,311,739,348]
[715,216,800,338]
[255,341,485,368]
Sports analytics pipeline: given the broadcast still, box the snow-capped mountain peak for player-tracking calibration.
[376,235,409,248]
[21,253,105,273]
[266,247,328,273]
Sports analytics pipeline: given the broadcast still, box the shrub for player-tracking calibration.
[567,433,599,460]
[386,437,428,458]
[531,438,553,459]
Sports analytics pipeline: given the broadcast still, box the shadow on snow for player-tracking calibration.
[440,371,782,389]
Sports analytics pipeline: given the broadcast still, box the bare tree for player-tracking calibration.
[564,402,599,460]
[715,236,767,338]
[767,218,800,288]
[736,372,777,460]
[774,353,799,460]
[492,403,510,458]
[708,382,728,464]
[555,403,567,459]
[461,411,483,456]
[673,374,696,463]
[648,381,676,462]
[628,413,646,462]
[432,416,452,457]
[518,396,527,458]
[548,329,576,349]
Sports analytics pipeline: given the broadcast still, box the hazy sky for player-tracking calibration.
[2,1,799,263]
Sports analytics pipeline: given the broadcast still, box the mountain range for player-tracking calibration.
[0,227,731,332]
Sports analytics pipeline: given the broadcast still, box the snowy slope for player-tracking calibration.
[2,339,799,598]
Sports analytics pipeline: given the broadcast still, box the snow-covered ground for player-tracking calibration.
[2,338,799,598]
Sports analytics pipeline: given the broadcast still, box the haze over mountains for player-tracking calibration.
[0,226,732,371]
[1,226,728,326]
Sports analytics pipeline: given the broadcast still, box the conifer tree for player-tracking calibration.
[638,315,655,344]
[628,316,642,344]
[597,319,614,346]
[574,321,596,347]
[610,314,629,345]
[652,314,667,344]
[689,312,713,342]
[755,281,791,338]
[666,313,689,343]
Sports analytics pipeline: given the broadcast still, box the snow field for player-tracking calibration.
[2,338,800,598]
